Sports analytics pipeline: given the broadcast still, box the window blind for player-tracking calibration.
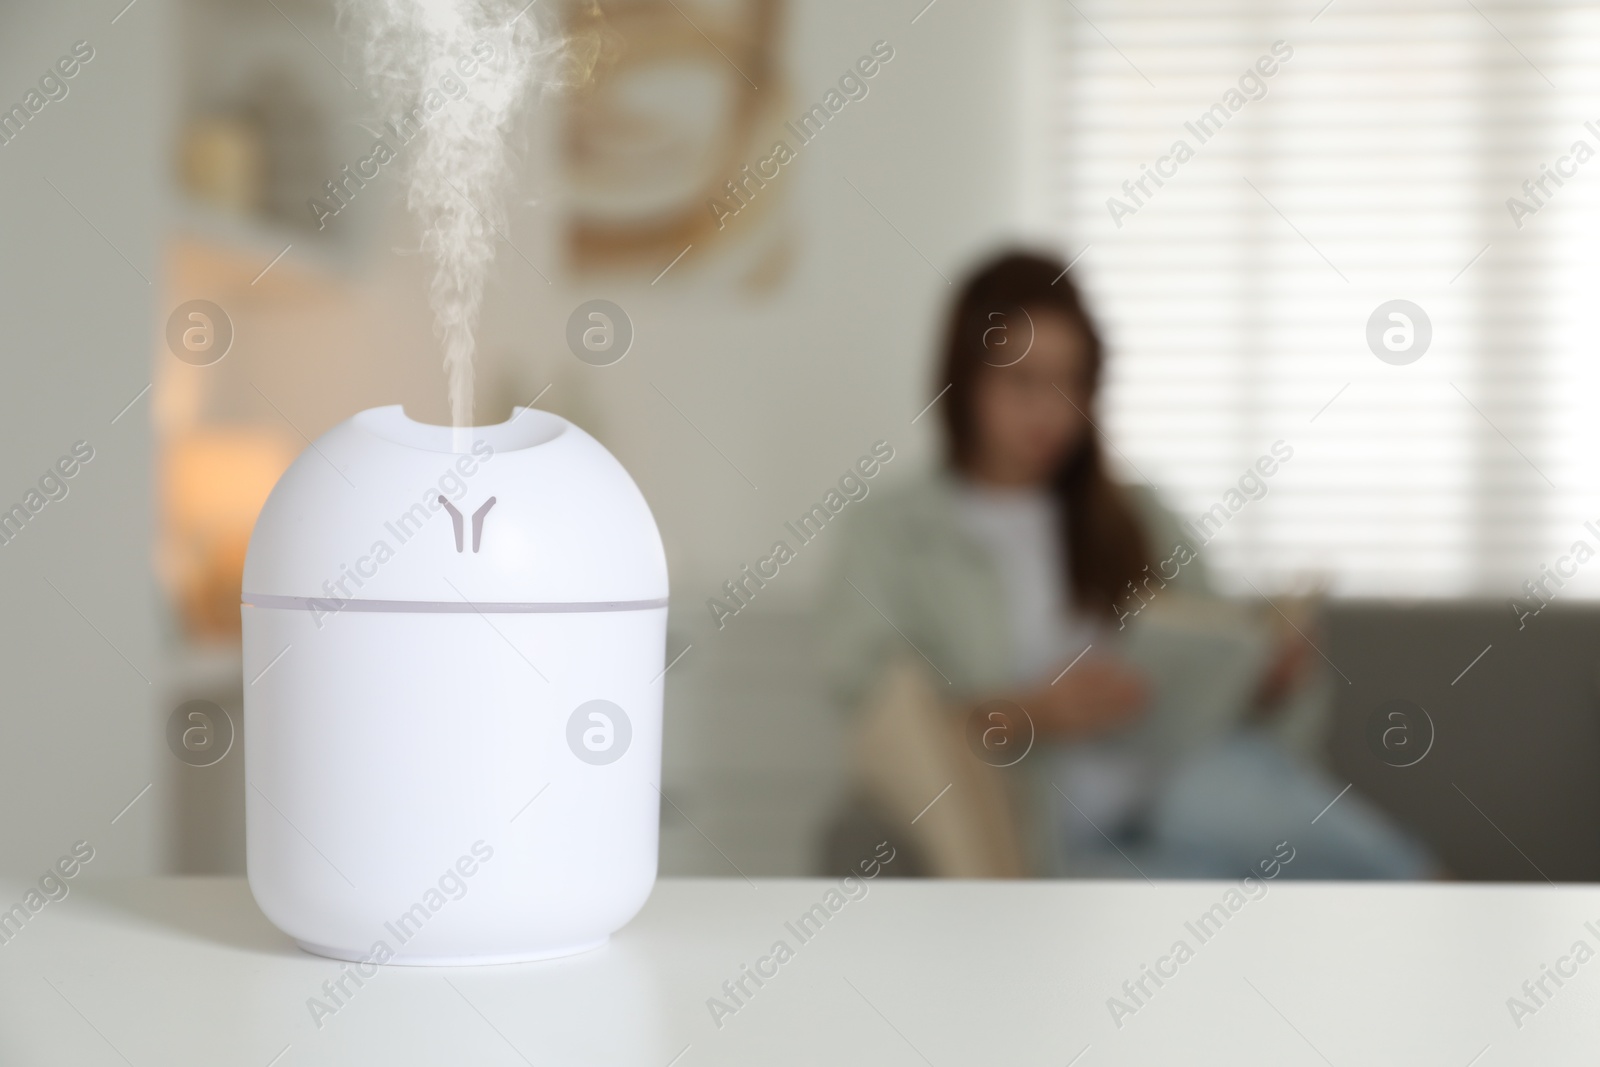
[1042,0,1600,600]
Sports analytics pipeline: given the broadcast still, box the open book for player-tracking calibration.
[1110,592,1277,766]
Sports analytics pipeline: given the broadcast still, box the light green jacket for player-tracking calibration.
[817,471,1212,711]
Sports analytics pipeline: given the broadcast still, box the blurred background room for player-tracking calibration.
[4,0,1600,884]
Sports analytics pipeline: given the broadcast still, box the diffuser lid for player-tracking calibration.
[242,406,668,608]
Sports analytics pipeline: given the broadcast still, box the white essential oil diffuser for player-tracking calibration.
[241,405,667,965]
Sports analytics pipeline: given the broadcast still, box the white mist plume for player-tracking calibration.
[338,0,560,427]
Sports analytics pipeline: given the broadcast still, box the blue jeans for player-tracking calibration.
[1061,732,1435,880]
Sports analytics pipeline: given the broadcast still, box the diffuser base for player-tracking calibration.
[293,936,610,967]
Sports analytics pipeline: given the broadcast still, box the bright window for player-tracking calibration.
[1042,0,1600,599]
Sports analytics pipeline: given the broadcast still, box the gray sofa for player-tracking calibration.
[1324,601,1600,881]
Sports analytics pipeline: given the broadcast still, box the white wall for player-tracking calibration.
[480,0,1035,620]
[0,0,169,874]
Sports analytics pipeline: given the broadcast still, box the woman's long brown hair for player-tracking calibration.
[937,251,1152,621]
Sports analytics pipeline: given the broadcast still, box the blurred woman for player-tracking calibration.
[820,251,1431,879]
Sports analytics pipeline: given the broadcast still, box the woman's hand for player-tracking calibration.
[1247,586,1327,714]
[1253,629,1317,713]
[1019,654,1149,740]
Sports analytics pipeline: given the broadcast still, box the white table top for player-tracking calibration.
[0,876,1593,1065]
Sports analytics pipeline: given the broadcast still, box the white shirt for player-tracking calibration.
[952,481,1152,854]
[951,482,1093,682]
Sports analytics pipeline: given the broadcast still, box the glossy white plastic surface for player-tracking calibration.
[242,405,668,606]
[241,407,668,964]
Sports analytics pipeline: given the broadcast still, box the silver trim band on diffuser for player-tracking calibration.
[243,593,669,614]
